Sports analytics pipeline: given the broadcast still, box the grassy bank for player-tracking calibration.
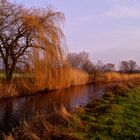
[3,80,140,140]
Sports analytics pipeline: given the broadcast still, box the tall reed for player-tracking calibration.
[100,72,140,83]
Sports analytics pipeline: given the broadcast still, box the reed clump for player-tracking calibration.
[3,134,15,140]
[104,80,140,98]
[101,72,140,83]
[3,105,79,140]
[0,82,18,99]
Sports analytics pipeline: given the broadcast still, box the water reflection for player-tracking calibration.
[0,84,106,132]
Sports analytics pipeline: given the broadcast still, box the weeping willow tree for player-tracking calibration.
[26,9,89,90]
[21,6,74,90]
[23,8,67,90]
[0,0,89,91]
[0,0,66,83]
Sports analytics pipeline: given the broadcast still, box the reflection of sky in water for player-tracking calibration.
[0,84,106,132]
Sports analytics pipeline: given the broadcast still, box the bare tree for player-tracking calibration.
[119,61,129,73]
[67,53,79,68]
[92,60,104,83]
[129,60,137,73]
[119,60,138,73]
[0,0,65,81]
[67,51,93,73]
[103,63,116,72]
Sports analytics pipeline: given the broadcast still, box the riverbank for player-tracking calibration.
[0,69,91,100]
[0,72,140,100]
[3,80,140,140]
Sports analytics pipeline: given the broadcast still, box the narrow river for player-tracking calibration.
[0,84,106,133]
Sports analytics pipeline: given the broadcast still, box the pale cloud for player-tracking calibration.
[105,6,140,18]
[78,15,99,23]
[78,15,93,23]
[107,0,140,6]
[104,0,140,19]
[77,0,140,20]
[75,3,140,25]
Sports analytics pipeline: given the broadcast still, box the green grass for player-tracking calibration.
[60,85,140,140]
[0,72,33,80]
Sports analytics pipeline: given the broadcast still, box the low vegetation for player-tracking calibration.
[3,80,140,140]
[98,72,140,83]
[1,71,140,99]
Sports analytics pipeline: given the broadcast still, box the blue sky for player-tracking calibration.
[11,0,140,65]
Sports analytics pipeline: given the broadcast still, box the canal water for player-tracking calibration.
[0,84,106,133]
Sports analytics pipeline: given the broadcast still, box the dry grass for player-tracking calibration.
[100,72,140,83]
[3,134,15,140]
[0,82,18,99]
[22,67,89,92]
[3,105,77,140]
[47,104,71,126]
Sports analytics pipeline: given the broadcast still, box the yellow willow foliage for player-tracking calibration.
[22,8,65,57]
[30,49,89,90]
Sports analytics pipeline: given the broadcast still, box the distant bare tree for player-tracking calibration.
[67,51,93,73]
[103,63,116,72]
[119,61,129,73]
[82,60,93,74]
[129,60,137,73]
[0,0,65,81]
[92,60,104,83]
[67,53,79,68]
[119,60,138,73]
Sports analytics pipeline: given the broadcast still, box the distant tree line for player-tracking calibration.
[67,51,140,74]
[119,60,140,74]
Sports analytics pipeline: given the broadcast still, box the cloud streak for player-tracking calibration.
[105,6,140,19]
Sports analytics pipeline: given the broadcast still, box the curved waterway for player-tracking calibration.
[0,84,106,133]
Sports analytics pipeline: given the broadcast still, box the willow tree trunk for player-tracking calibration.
[4,61,16,81]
